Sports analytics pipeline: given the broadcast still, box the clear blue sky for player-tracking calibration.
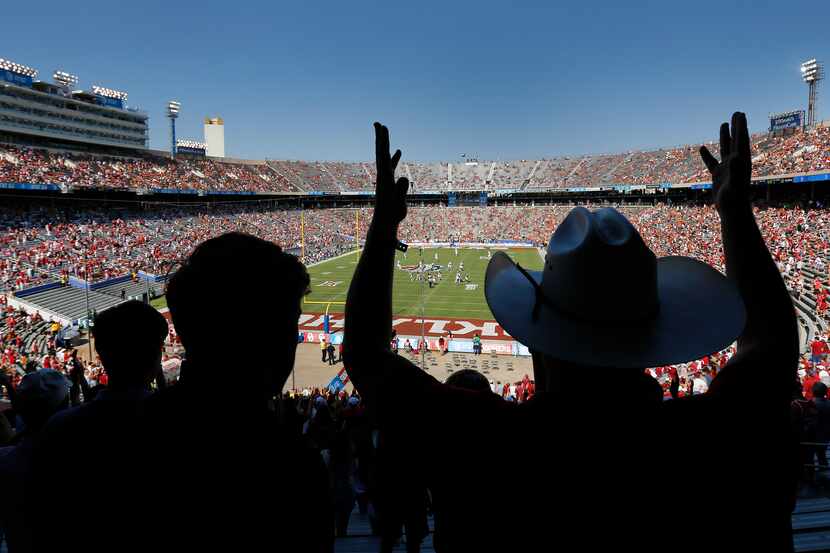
[4,0,828,161]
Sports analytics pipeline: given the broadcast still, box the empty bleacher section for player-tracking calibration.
[95,279,163,301]
[525,157,582,189]
[15,284,122,323]
[269,160,341,193]
[489,160,535,189]
[325,161,372,191]
[448,162,490,190]
[408,162,448,191]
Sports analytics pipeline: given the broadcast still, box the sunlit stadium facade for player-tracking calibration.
[0,59,147,151]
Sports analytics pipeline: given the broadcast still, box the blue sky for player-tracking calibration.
[3,0,828,161]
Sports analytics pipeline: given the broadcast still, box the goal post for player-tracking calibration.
[302,299,346,334]
[302,299,346,316]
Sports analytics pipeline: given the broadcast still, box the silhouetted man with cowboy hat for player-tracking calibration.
[344,115,797,552]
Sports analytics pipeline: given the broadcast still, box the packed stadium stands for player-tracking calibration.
[3,180,830,553]
[3,201,830,362]
[3,123,827,194]
[0,145,293,193]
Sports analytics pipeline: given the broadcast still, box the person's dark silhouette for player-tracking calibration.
[145,232,333,552]
[344,118,798,552]
[375,427,430,553]
[812,382,830,468]
[0,370,70,553]
[26,300,167,553]
[430,368,494,552]
[444,369,491,393]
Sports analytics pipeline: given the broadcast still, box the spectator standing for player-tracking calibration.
[328,341,337,366]
[0,370,70,553]
[27,301,168,552]
[144,233,333,552]
[344,117,798,551]
[813,382,830,470]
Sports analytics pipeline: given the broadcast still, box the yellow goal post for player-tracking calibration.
[302,299,346,316]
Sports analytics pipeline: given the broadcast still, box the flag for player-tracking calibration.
[326,367,350,393]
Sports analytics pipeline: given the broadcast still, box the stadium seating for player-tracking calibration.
[1,123,828,194]
[449,162,490,190]
[324,161,373,192]
[490,160,536,189]
[4,200,827,355]
[17,286,123,322]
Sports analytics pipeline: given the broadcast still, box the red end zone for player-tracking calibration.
[298,312,512,340]
[160,309,514,344]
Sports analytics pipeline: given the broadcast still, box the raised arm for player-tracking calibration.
[699,112,799,392]
[342,123,409,400]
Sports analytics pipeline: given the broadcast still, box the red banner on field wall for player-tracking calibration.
[298,312,512,341]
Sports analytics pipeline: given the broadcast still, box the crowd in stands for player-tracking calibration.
[0,116,821,552]
[1,124,828,194]
[5,199,830,431]
[0,145,294,193]
[4,200,830,323]
[0,203,367,292]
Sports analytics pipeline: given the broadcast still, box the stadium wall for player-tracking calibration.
[14,281,62,298]
[298,329,530,356]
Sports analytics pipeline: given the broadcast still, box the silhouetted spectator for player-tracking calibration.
[26,301,167,553]
[813,382,830,469]
[146,232,333,551]
[345,117,798,551]
[445,369,491,393]
[376,428,430,553]
[0,370,70,552]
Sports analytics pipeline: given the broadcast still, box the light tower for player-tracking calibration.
[167,100,181,158]
[52,70,79,89]
[801,59,824,127]
[0,58,38,78]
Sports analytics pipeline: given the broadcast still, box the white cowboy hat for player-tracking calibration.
[484,207,745,368]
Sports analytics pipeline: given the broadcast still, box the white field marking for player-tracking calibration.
[320,272,332,275]
[316,281,343,287]
[465,284,478,290]
[337,266,346,269]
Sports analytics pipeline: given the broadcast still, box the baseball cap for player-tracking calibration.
[17,369,71,411]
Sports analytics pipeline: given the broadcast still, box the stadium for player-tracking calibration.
[0,44,829,552]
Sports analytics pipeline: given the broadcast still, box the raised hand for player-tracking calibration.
[373,122,409,228]
[699,112,752,213]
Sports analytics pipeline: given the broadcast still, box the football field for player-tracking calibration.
[305,246,544,320]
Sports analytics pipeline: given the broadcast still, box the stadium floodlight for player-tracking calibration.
[53,70,79,88]
[167,100,182,158]
[801,58,824,127]
[176,139,206,150]
[91,85,128,101]
[166,100,181,117]
[0,58,38,78]
[801,59,821,82]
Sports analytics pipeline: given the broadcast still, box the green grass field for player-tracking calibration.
[305,247,544,320]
